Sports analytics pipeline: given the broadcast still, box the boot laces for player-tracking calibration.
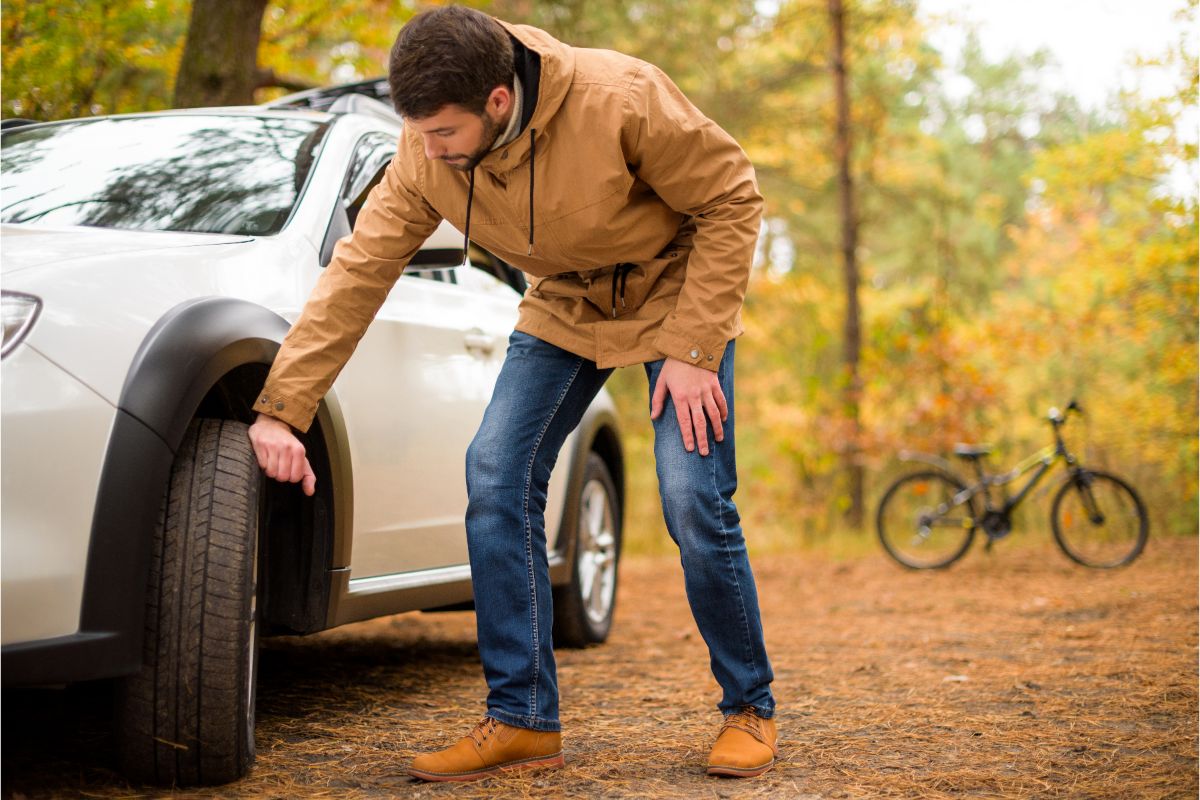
[468,716,500,748]
[720,708,766,742]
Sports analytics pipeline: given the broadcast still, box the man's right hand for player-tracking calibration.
[248,413,317,496]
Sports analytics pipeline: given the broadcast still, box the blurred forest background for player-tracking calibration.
[3,0,1196,552]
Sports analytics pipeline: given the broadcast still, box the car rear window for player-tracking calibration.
[0,114,331,236]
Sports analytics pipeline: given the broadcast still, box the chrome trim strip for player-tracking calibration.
[347,552,565,596]
[348,564,472,595]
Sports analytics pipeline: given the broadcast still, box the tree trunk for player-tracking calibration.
[829,0,864,529]
[173,0,269,108]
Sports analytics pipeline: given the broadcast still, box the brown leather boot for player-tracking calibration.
[408,716,564,782]
[706,707,778,777]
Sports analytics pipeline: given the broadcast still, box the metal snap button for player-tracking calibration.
[689,349,700,359]
[707,354,714,361]
[260,395,269,404]
[274,401,285,411]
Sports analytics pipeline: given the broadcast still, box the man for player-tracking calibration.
[247,5,777,782]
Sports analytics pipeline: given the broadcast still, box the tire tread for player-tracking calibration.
[116,419,261,786]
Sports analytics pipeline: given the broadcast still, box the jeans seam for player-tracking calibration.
[712,447,757,686]
[522,356,583,721]
[712,351,761,692]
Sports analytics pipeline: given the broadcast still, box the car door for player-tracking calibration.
[327,131,515,578]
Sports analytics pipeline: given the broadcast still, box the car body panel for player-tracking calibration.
[3,230,315,406]
[0,225,252,276]
[1,344,116,644]
[337,267,514,575]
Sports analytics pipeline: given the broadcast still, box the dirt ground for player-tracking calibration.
[4,535,1196,799]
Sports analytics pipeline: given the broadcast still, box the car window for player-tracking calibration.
[340,132,397,231]
[0,115,330,235]
[336,131,464,285]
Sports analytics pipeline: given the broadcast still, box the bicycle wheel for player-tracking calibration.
[1051,469,1148,568]
[877,470,977,569]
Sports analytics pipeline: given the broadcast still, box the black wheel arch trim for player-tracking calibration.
[2,297,349,686]
[120,296,292,452]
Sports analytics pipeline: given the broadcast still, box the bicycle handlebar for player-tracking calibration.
[1048,399,1084,426]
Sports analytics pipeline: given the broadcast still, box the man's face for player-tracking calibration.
[411,87,511,172]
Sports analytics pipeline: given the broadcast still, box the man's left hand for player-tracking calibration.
[650,357,728,457]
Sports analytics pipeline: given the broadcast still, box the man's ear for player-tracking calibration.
[486,84,513,117]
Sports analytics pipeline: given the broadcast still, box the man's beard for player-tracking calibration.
[441,112,504,172]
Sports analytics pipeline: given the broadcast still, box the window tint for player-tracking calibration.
[1,115,330,235]
[341,132,397,230]
[336,132,459,283]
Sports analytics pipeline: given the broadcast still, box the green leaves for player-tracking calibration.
[2,0,187,120]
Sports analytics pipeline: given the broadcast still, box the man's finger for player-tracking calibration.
[690,398,709,455]
[302,459,317,496]
[714,384,729,422]
[650,375,668,420]
[250,435,267,470]
[288,444,306,483]
[673,397,694,452]
[289,441,307,484]
[264,448,279,480]
[704,392,724,443]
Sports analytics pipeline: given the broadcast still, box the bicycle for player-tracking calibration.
[876,400,1149,569]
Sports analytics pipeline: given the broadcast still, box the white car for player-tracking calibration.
[0,83,625,786]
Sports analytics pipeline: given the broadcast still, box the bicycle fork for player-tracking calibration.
[1068,469,1106,526]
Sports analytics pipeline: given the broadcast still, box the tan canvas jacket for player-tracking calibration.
[254,19,763,433]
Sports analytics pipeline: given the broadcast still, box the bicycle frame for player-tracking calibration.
[878,401,1148,569]
[958,419,1080,518]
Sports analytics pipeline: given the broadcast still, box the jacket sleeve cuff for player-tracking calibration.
[252,391,317,433]
[653,327,728,373]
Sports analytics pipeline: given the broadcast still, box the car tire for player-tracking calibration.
[553,453,622,648]
[115,418,262,786]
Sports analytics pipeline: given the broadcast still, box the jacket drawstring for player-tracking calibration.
[462,166,476,265]
[464,129,534,262]
[527,127,536,255]
[610,262,633,318]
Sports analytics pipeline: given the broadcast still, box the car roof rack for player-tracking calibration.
[264,78,391,111]
[326,94,401,124]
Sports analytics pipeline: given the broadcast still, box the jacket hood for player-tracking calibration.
[478,20,576,176]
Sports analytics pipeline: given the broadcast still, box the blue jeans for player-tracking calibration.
[464,330,775,732]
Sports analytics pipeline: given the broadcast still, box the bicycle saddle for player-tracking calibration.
[953,443,992,458]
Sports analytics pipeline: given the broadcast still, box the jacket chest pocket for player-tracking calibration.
[539,178,641,269]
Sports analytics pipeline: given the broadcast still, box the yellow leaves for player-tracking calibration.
[974,191,1005,228]
[965,99,1199,523]
[3,0,189,118]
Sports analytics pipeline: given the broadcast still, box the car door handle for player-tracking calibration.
[464,331,495,355]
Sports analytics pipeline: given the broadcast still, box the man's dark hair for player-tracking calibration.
[389,6,514,119]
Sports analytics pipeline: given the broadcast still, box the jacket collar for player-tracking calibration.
[475,20,574,177]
